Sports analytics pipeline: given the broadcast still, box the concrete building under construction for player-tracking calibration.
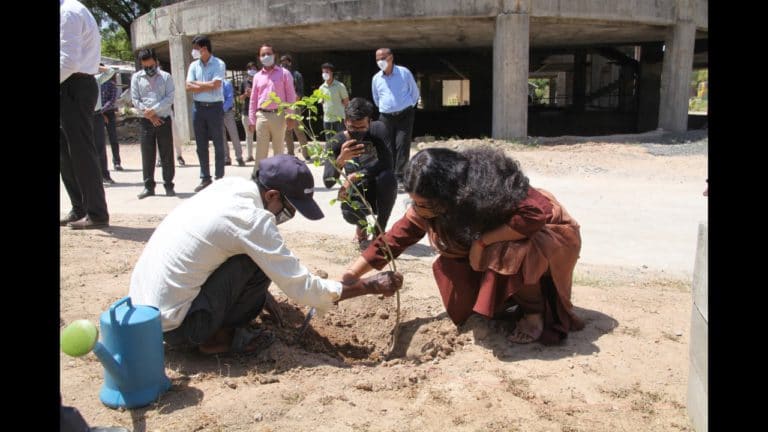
[131,0,708,143]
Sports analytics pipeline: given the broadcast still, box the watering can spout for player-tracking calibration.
[92,342,127,382]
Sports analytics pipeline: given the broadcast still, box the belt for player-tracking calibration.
[381,106,414,117]
[69,72,93,79]
[258,108,278,113]
[194,101,223,107]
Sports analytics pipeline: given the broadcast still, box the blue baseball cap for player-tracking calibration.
[255,155,324,220]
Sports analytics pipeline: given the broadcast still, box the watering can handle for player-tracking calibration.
[109,296,133,324]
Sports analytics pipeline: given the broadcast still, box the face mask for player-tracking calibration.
[348,130,368,142]
[274,197,296,225]
[377,59,388,71]
[143,65,157,76]
[261,55,274,67]
[191,49,201,60]
[247,69,257,77]
[412,202,441,220]
[322,72,330,81]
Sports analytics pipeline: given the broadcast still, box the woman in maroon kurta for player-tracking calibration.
[342,147,584,344]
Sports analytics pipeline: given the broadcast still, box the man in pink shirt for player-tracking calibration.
[248,44,297,164]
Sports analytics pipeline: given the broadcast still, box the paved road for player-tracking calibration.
[61,143,706,277]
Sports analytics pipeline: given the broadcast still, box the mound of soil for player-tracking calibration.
[259,293,476,365]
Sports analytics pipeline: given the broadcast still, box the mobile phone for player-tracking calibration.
[355,140,379,167]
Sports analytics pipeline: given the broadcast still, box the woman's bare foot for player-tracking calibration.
[507,313,543,344]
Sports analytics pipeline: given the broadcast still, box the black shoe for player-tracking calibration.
[68,216,109,230]
[60,212,83,227]
[225,159,232,166]
[103,176,115,185]
[177,156,186,167]
[137,188,155,199]
[164,186,176,197]
[246,156,254,162]
[236,158,245,167]
[113,163,123,171]
[194,179,212,192]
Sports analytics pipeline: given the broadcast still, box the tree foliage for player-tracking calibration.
[82,0,161,40]
[101,27,133,61]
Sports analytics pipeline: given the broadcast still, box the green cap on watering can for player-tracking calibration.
[60,319,99,357]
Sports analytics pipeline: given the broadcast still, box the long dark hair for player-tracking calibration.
[460,146,530,236]
[403,146,530,249]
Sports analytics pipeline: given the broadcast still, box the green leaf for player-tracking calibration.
[329,198,337,206]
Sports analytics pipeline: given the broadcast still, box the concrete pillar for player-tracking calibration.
[169,35,194,144]
[555,72,566,107]
[590,53,607,107]
[659,20,696,132]
[687,223,707,432]
[470,52,493,137]
[637,43,663,132]
[572,50,587,111]
[492,10,530,139]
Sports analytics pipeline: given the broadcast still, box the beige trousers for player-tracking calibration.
[255,110,286,163]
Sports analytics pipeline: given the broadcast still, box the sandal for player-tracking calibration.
[199,327,275,356]
[231,327,275,353]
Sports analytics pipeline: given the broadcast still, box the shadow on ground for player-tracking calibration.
[97,225,157,242]
[464,306,618,361]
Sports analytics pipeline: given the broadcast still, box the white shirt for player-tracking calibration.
[129,177,342,331]
[60,0,101,83]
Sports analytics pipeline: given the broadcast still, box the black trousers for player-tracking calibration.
[323,121,344,142]
[379,106,415,183]
[60,74,109,222]
[341,169,398,232]
[93,112,110,179]
[103,110,121,165]
[193,101,225,180]
[164,255,271,347]
[140,117,175,190]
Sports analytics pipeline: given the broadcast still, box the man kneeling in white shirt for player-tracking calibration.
[129,155,402,354]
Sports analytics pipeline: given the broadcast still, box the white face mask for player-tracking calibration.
[191,49,201,60]
[247,69,257,77]
[377,59,388,71]
[261,54,274,67]
[322,72,330,81]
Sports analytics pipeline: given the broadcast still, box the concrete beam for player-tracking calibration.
[132,0,705,52]
[658,20,695,132]
[169,35,194,145]
[493,11,530,139]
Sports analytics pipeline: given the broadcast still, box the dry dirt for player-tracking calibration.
[60,136,704,432]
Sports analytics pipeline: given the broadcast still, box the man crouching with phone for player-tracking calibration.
[323,97,397,250]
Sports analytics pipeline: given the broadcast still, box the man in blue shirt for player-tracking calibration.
[131,49,176,199]
[371,48,420,189]
[221,79,245,166]
[186,35,227,192]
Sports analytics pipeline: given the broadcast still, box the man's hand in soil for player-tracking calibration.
[362,271,403,297]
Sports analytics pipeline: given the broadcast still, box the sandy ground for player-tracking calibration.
[60,131,706,432]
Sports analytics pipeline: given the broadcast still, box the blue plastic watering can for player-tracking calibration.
[61,296,171,409]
